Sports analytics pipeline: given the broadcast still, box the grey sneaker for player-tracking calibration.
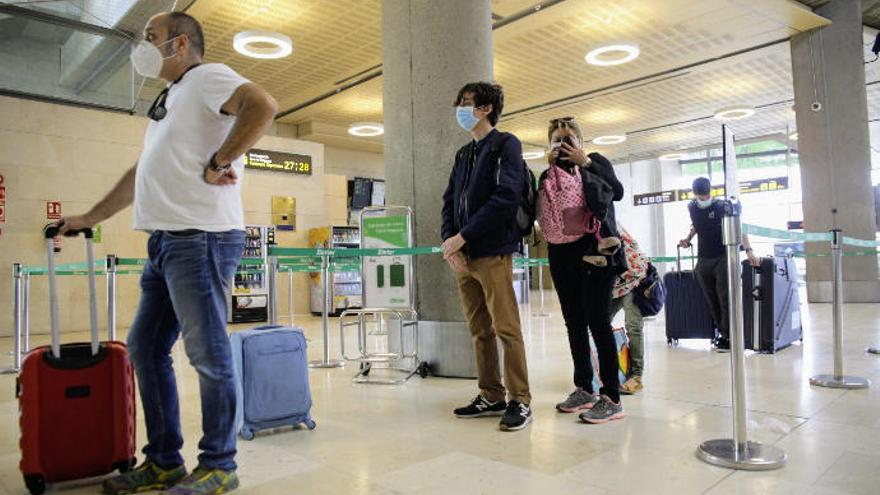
[555,388,598,413]
[578,395,625,424]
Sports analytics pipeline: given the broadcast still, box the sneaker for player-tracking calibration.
[555,388,598,413]
[102,460,187,494]
[619,376,643,395]
[715,337,731,353]
[162,466,239,495]
[499,401,533,431]
[454,395,507,418]
[578,395,625,424]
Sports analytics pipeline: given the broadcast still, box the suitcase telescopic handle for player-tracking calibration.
[44,224,93,239]
[42,224,99,359]
[676,245,695,273]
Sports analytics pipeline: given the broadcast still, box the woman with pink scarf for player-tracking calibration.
[537,117,627,425]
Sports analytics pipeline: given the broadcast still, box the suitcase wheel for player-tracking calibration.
[417,362,431,379]
[305,419,317,430]
[113,457,137,473]
[241,427,256,441]
[24,474,45,495]
[666,338,679,347]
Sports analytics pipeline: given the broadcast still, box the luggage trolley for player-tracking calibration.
[339,206,429,384]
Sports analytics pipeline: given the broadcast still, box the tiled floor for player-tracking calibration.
[0,293,878,494]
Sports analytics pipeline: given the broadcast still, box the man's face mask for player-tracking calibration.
[456,106,481,131]
[696,198,713,209]
[130,36,180,79]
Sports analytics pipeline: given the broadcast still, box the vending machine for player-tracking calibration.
[228,225,274,323]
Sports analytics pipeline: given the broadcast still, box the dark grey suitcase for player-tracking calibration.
[742,256,803,353]
[663,246,717,345]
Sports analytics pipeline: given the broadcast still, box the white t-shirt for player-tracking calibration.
[133,63,250,232]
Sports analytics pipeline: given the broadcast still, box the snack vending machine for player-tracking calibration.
[228,225,274,323]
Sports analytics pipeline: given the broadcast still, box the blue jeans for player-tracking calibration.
[127,230,244,471]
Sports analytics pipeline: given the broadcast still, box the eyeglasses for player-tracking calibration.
[147,86,169,121]
[549,116,576,125]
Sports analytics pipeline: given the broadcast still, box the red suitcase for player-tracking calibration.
[18,226,136,495]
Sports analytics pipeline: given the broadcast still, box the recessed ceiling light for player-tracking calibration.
[233,31,293,59]
[522,150,545,160]
[659,152,686,161]
[348,122,384,137]
[585,42,640,66]
[713,106,755,121]
[592,135,627,145]
[789,132,798,140]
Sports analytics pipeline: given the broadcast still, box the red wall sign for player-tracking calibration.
[47,201,61,220]
[0,186,5,201]
[0,203,5,223]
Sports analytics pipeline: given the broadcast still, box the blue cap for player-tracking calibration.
[692,177,712,196]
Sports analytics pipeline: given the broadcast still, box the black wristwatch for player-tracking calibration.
[208,152,232,172]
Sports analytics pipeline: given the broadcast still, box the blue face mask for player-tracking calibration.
[456,106,480,131]
[696,198,713,209]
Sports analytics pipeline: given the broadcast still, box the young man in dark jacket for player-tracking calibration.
[441,82,532,431]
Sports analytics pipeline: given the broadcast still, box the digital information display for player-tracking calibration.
[244,149,312,175]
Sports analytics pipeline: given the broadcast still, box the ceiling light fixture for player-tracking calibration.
[713,106,755,121]
[233,31,293,59]
[659,152,686,161]
[789,132,798,141]
[592,135,627,145]
[522,150,545,160]
[585,42,640,66]
[348,122,384,137]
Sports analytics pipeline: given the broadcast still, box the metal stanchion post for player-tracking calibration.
[523,244,532,306]
[288,267,294,325]
[2,263,23,374]
[310,255,344,368]
[22,272,30,353]
[533,262,550,318]
[697,205,787,470]
[106,255,117,341]
[267,256,278,326]
[811,230,870,389]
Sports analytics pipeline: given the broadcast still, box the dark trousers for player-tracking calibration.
[548,240,620,403]
[695,256,729,339]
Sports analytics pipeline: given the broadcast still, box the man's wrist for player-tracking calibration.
[209,152,232,172]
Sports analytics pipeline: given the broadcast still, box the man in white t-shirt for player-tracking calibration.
[58,12,276,495]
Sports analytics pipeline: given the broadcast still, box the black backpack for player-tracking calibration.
[488,134,538,237]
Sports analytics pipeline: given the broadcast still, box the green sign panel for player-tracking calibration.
[363,216,408,248]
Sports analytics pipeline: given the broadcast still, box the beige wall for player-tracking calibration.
[0,96,347,337]
[324,146,384,179]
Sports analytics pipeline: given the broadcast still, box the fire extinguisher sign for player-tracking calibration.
[47,201,61,220]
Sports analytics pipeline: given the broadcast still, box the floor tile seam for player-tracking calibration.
[699,468,738,495]
[810,449,850,490]
[806,389,856,420]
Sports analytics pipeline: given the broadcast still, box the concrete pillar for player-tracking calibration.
[382,0,494,376]
[791,0,880,302]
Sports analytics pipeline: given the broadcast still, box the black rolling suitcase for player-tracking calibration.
[663,246,717,345]
[742,256,803,353]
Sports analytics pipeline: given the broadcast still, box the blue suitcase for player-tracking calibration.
[230,325,316,440]
[742,257,803,353]
[663,247,717,345]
